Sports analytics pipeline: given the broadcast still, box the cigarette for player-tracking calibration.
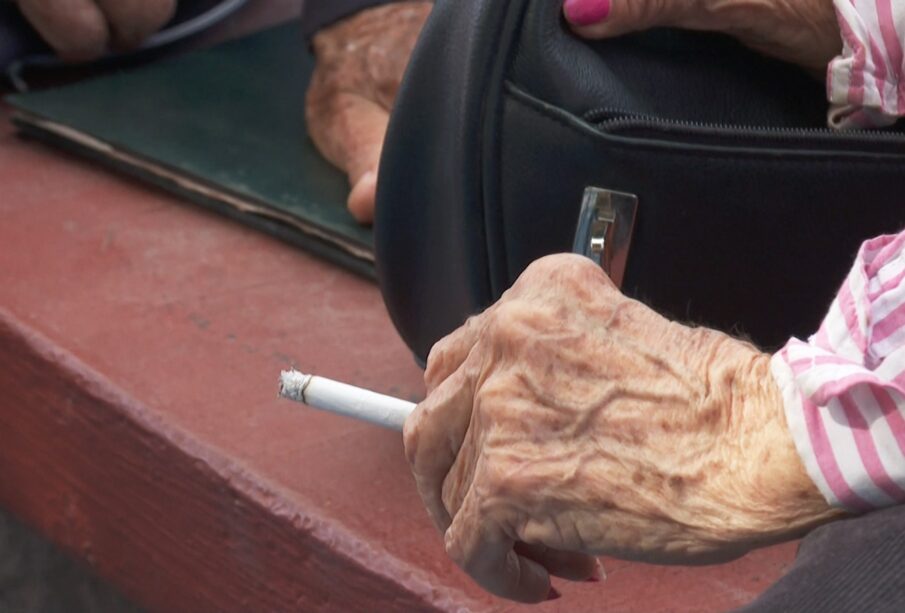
[278,370,415,431]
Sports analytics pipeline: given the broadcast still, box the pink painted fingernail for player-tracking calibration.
[563,0,611,26]
[547,587,562,601]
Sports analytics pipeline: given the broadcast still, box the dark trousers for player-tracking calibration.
[738,505,905,612]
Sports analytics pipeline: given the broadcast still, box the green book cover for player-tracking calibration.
[5,21,374,277]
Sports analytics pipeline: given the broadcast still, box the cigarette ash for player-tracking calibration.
[279,370,313,403]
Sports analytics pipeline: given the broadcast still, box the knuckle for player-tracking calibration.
[424,338,452,385]
[152,0,177,24]
[523,253,594,280]
[514,254,611,297]
[106,2,172,49]
[555,254,608,285]
[58,18,109,60]
[441,476,466,517]
[443,528,464,564]
[401,408,425,469]
[523,253,567,277]
[401,420,418,466]
[126,0,177,35]
[424,314,484,388]
[130,0,176,30]
[486,301,534,347]
[17,0,107,59]
[487,301,522,332]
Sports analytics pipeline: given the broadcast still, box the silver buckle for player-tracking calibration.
[572,187,638,288]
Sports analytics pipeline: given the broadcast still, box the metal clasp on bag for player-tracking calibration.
[572,187,638,288]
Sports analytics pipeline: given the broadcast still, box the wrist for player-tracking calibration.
[723,351,844,543]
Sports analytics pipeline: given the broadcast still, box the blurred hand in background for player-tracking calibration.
[17,0,177,61]
[305,1,431,224]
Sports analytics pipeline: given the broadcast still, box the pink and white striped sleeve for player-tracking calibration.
[771,231,905,511]
[828,0,905,129]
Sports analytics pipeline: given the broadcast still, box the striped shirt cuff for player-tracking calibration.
[771,231,905,512]
[827,0,905,129]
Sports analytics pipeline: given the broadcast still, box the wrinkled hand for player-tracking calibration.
[17,0,176,61]
[404,255,841,603]
[563,0,841,73]
[306,2,431,224]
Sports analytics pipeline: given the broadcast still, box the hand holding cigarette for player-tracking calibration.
[278,255,839,604]
[400,255,838,602]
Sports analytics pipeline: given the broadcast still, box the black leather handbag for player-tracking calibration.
[375,0,905,362]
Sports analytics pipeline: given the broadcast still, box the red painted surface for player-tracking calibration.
[0,99,799,612]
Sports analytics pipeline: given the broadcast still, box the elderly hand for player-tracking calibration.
[306,2,431,224]
[17,0,176,61]
[404,254,842,603]
[563,0,841,74]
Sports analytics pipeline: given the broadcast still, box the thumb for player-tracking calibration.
[306,92,390,224]
[563,0,710,39]
[347,170,379,225]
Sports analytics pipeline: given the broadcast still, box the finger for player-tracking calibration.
[563,0,713,39]
[306,90,390,224]
[513,543,603,582]
[18,0,109,61]
[424,313,490,393]
[347,170,378,225]
[403,366,477,532]
[94,0,176,49]
[445,492,553,603]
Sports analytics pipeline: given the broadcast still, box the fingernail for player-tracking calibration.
[358,169,377,185]
[586,560,607,583]
[547,587,562,601]
[563,0,611,26]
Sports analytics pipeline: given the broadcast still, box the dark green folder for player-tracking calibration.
[5,21,374,277]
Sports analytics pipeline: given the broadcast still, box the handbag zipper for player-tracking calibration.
[584,107,905,142]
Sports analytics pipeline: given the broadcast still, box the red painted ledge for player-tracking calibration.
[0,309,467,611]
[0,97,799,612]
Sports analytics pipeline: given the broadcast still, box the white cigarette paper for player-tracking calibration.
[279,370,415,431]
